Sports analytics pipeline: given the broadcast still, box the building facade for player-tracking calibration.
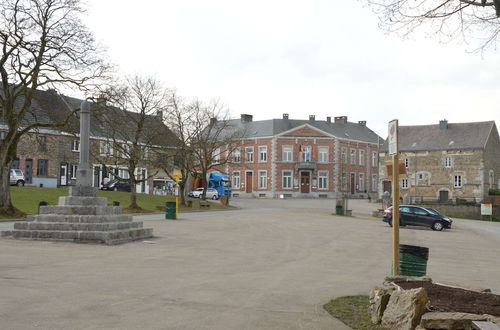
[378,120,500,203]
[217,114,383,198]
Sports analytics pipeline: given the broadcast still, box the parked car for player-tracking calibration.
[10,169,25,186]
[188,188,219,200]
[383,205,452,231]
[101,179,131,192]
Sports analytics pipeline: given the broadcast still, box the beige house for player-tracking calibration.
[378,120,500,203]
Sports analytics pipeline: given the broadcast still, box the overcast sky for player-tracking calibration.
[84,0,500,137]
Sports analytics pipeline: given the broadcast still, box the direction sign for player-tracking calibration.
[388,119,398,155]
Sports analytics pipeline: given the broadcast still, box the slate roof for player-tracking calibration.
[222,118,383,144]
[380,121,497,152]
[0,88,178,147]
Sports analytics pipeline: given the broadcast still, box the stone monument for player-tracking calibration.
[2,100,153,244]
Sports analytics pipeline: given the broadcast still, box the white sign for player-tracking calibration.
[388,119,398,155]
[481,203,492,216]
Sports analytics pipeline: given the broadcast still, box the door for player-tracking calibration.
[383,180,391,195]
[411,206,434,227]
[60,163,68,186]
[246,172,253,193]
[350,173,355,194]
[439,190,449,203]
[25,159,33,184]
[300,171,310,193]
[400,206,415,225]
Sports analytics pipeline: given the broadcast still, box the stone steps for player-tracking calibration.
[11,228,153,245]
[27,214,133,223]
[39,205,121,215]
[14,221,142,231]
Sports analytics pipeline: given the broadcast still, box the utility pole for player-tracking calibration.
[388,119,400,275]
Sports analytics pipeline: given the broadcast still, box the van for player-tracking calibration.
[10,169,25,186]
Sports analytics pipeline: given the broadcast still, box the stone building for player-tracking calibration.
[378,120,500,203]
[0,89,177,192]
[215,114,383,198]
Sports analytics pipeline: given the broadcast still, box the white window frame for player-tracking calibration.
[318,170,328,190]
[259,146,267,163]
[121,144,130,159]
[212,148,221,164]
[70,164,78,179]
[71,140,80,152]
[372,151,378,167]
[359,173,365,191]
[454,175,463,188]
[359,150,365,166]
[258,170,267,189]
[283,146,293,162]
[282,170,293,189]
[100,141,114,156]
[233,147,241,163]
[245,146,254,163]
[341,148,347,164]
[318,146,328,163]
[401,178,408,189]
[444,157,452,168]
[232,171,240,189]
[350,149,356,165]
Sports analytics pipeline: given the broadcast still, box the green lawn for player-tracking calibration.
[323,296,389,330]
[2,186,232,219]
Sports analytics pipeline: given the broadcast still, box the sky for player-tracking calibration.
[84,0,500,137]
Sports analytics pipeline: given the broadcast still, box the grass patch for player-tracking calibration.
[323,295,388,330]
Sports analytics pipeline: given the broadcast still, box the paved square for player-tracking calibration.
[1,199,499,329]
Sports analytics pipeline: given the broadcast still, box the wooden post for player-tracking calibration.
[392,153,400,275]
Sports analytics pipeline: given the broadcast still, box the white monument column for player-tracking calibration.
[76,100,92,187]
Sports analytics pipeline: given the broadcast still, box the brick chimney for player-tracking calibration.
[309,115,315,121]
[241,114,253,122]
[358,120,366,126]
[326,116,331,123]
[334,116,347,124]
[283,113,289,120]
[439,119,448,129]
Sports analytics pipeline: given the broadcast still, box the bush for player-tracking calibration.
[489,189,500,196]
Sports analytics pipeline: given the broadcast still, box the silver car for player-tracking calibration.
[188,188,219,200]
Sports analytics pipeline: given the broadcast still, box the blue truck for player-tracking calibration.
[207,172,231,199]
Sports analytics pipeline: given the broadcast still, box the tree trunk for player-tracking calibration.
[200,171,208,200]
[179,183,186,206]
[0,165,16,215]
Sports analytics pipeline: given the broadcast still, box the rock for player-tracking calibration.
[420,312,488,329]
[435,281,491,293]
[382,287,429,330]
[369,285,396,324]
[485,314,500,324]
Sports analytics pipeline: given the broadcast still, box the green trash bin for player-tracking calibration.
[400,244,429,276]
[165,201,176,220]
[335,205,344,215]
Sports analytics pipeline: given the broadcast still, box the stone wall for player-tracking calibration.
[419,204,500,219]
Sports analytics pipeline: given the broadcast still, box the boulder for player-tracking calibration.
[420,312,488,330]
[382,288,429,330]
[369,285,396,324]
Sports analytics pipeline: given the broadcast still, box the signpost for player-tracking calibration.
[388,119,400,275]
[172,169,182,218]
[481,203,493,221]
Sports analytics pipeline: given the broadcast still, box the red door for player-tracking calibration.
[300,171,310,193]
[246,172,253,193]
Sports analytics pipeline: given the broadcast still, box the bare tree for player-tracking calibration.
[94,75,174,210]
[366,0,500,50]
[0,0,108,216]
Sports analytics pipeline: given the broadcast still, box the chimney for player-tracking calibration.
[241,114,253,122]
[283,113,289,120]
[334,116,347,124]
[326,116,331,123]
[439,119,448,129]
[210,117,217,125]
[358,120,366,126]
[309,115,315,121]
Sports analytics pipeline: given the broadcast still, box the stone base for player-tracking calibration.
[69,186,98,197]
[2,194,153,245]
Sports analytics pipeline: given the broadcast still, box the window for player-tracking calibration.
[318,147,328,163]
[359,150,365,166]
[300,146,312,162]
[0,131,5,140]
[258,170,267,189]
[372,174,378,192]
[212,148,221,163]
[372,152,378,167]
[37,159,48,176]
[341,148,347,164]
[444,157,452,168]
[401,178,408,189]
[232,171,240,189]
[489,170,494,186]
[404,158,409,168]
[118,168,129,179]
[100,141,113,156]
[70,164,78,179]
[38,136,47,152]
[318,171,328,189]
[359,173,365,191]
[233,148,241,163]
[71,140,80,152]
[282,170,292,189]
[283,146,293,162]
[245,147,254,162]
[454,175,462,188]
[121,144,130,159]
[259,146,267,162]
[350,149,356,165]
[142,147,149,160]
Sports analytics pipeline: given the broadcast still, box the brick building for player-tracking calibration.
[378,120,500,202]
[216,114,383,198]
[0,89,177,192]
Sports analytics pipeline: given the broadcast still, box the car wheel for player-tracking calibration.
[113,187,118,191]
[212,195,217,200]
[388,220,392,227]
[432,221,444,231]
[16,180,24,187]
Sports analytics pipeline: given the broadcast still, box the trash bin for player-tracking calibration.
[335,205,344,215]
[400,244,429,276]
[165,201,176,220]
